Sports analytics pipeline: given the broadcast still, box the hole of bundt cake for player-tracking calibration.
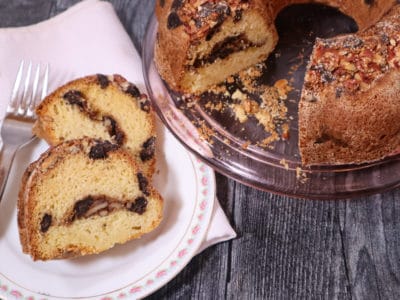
[259,3,358,87]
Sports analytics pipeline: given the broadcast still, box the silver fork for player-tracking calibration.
[0,61,49,200]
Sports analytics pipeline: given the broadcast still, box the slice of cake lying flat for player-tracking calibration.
[33,74,156,177]
[18,138,163,261]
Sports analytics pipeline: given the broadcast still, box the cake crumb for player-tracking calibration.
[280,159,289,170]
[274,79,293,100]
[296,167,309,183]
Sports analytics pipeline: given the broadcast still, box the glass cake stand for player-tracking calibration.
[142,5,400,199]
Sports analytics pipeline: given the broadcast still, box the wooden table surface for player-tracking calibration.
[2,0,400,299]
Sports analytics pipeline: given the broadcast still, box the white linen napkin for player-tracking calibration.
[0,0,236,254]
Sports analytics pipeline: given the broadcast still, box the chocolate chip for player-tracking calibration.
[63,90,86,109]
[125,84,141,98]
[128,197,148,215]
[159,0,165,8]
[40,214,52,233]
[73,197,94,218]
[137,173,149,196]
[140,137,156,162]
[103,116,125,145]
[115,131,125,146]
[364,0,374,5]
[194,34,253,68]
[167,12,182,29]
[234,9,243,23]
[89,141,119,160]
[97,74,110,89]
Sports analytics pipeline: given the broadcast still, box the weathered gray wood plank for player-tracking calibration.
[227,186,350,299]
[341,190,400,300]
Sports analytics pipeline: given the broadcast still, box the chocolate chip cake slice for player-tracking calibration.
[18,138,163,261]
[33,74,156,177]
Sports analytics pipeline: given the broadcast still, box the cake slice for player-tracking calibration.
[18,138,163,261]
[33,74,156,177]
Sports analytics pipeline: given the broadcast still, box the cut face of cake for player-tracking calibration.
[18,138,163,261]
[156,0,277,93]
[33,74,156,177]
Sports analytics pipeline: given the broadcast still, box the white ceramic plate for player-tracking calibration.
[0,121,215,300]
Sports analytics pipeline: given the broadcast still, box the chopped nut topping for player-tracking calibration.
[306,26,400,96]
[174,0,250,40]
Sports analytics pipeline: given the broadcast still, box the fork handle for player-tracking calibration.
[0,143,19,200]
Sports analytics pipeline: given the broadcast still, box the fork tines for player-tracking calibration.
[8,61,49,117]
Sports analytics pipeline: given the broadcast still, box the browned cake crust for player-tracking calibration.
[18,138,163,261]
[299,5,400,165]
[18,162,37,254]
[155,0,396,94]
[33,74,156,177]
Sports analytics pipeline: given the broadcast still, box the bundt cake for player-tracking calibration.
[18,138,163,261]
[33,74,156,177]
[155,0,395,94]
[155,0,400,166]
[299,4,400,165]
